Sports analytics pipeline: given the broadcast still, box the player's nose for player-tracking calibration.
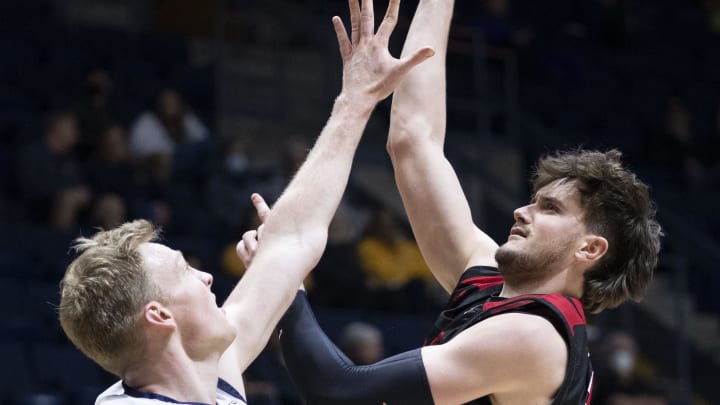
[513,204,530,224]
[196,270,213,287]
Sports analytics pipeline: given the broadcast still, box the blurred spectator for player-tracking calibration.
[89,123,173,229]
[85,124,136,199]
[17,111,90,229]
[357,209,438,312]
[205,138,257,231]
[593,331,668,405]
[310,202,369,309]
[129,87,209,184]
[84,123,143,229]
[89,194,127,230]
[73,68,118,159]
[256,136,310,203]
[339,322,384,365]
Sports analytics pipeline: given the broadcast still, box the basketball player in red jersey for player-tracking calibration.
[238,0,662,403]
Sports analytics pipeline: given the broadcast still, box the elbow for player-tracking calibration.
[262,210,328,265]
[387,113,435,161]
[300,228,329,269]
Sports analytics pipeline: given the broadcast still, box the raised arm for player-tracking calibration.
[387,0,498,292]
[220,0,434,378]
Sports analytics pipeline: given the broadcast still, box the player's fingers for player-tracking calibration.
[251,193,270,223]
[332,16,351,63]
[242,229,259,253]
[235,240,251,266]
[348,0,361,44]
[397,46,435,75]
[236,230,259,267]
[257,224,265,241]
[359,0,374,41]
[376,0,399,44]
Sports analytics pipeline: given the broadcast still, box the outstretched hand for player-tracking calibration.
[236,193,269,268]
[333,0,434,104]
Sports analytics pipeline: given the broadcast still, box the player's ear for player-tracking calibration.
[144,301,175,329]
[576,235,608,264]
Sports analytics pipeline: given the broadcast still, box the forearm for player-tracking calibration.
[386,0,484,289]
[279,292,434,405]
[264,93,374,243]
[389,0,454,148]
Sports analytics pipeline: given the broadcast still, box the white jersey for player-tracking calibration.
[95,379,246,405]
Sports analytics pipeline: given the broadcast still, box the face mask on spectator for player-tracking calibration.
[609,349,635,377]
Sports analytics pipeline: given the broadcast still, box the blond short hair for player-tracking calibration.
[59,220,162,375]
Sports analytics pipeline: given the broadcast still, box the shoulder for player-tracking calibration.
[533,294,586,328]
[421,312,567,402]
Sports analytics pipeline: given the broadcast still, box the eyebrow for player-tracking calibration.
[533,195,566,211]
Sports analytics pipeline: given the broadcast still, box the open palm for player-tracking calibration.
[333,0,434,103]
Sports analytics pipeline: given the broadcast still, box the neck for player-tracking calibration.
[123,337,222,404]
[499,265,583,299]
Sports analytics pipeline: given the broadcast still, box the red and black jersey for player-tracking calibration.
[424,266,594,405]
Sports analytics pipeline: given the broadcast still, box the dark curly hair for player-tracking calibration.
[532,149,662,313]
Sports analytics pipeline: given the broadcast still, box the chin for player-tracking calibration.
[495,244,520,266]
[495,245,538,279]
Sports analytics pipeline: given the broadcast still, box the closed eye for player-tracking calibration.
[542,201,558,212]
[536,196,563,213]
